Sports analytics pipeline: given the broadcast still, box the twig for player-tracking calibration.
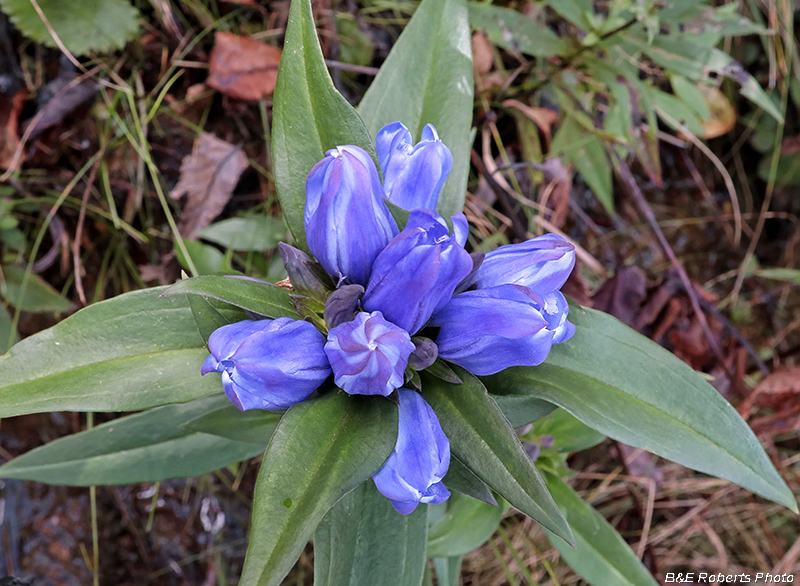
[72,146,106,305]
[614,154,728,368]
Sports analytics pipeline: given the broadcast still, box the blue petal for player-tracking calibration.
[304,145,398,285]
[325,312,414,396]
[363,209,472,334]
[475,234,575,292]
[372,389,451,514]
[431,285,560,375]
[378,122,453,212]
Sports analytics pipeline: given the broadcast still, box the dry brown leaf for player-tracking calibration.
[592,266,648,328]
[0,91,25,171]
[697,84,735,139]
[170,133,249,238]
[472,32,494,76]
[535,158,571,229]
[503,99,558,145]
[207,32,282,101]
[753,367,800,411]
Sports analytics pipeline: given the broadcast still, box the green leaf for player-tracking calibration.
[542,0,594,30]
[427,492,502,557]
[315,480,428,586]
[1,265,74,313]
[534,408,607,454]
[0,304,17,354]
[484,305,798,512]
[198,215,288,252]
[239,392,398,586]
[272,0,377,249]
[0,287,236,417]
[543,472,659,586]
[358,0,473,220]
[443,456,497,507]
[0,394,264,485]
[432,557,462,586]
[176,240,225,275]
[467,2,569,57]
[492,394,556,428]
[550,117,614,214]
[187,294,240,344]
[181,400,281,445]
[0,0,139,55]
[163,275,297,319]
[422,369,574,546]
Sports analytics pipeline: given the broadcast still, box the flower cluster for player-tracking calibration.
[201,122,576,514]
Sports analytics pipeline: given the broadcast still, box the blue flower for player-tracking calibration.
[324,311,415,396]
[372,388,451,514]
[375,122,453,212]
[473,234,575,292]
[362,209,473,334]
[305,145,398,285]
[201,318,331,410]
[430,284,573,376]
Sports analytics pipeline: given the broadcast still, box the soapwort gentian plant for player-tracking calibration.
[200,123,577,515]
[0,1,795,585]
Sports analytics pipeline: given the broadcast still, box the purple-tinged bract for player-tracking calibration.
[372,388,451,514]
[362,209,472,334]
[304,145,398,285]
[431,284,574,375]
[324,311,415,396]
[376,122,453,212]
[201,318,331,410]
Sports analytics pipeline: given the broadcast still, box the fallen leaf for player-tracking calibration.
[503,99,558,145]
[752,367,800,411]
[618,444,663,490]
[170,133,249,238]
[592,266,648,327]
[535,157,571,229]
[472,32,494,76]
[23,62,100,139]
[207,32,282,101]
[697,84,736,139]
[0,91,24,171]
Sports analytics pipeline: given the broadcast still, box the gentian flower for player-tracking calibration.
[372,388,451,514]
[324,311,415,396]
[201,318,331,410]
[473,234,575,292]
[304,145,398,285]
[430,284,573,376]
[375,122,453,211]
[362,209,472,334]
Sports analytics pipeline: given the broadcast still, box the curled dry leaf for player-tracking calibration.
[752,367,800,411]
[697,84,735,139]
[503,99,558,146]
[207,32,282,101]
[170,133,249,238]
[472,32,494,76]
[0,91,24,171]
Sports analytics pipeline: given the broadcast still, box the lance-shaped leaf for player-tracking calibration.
[484,306,798,512]
[239,392,398,586]
[427,492,502,558]
[358,0,473,219]
[0,287,241,417]
[164,275,297,319]
[181,400,281,445]
[272,0,377,249]
[543,472,659,586]
[422,370,574,546]
[443,456,497,507]
[314,480,428,586]
[0,394,265,485]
